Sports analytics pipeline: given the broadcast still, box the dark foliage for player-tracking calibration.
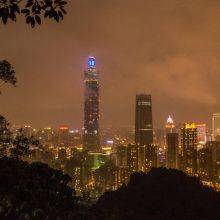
[0,157,82,219]
[91,167,220,220]
[0,115,42,158]
[0,60,16,90]
[0,0,67,27]
[94,160,118,175]
[65,157,82,176]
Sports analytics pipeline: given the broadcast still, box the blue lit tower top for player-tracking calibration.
[85,56,98,81]
[87,56,96,68]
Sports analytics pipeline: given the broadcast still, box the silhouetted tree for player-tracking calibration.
[65,157,81,176]
[0,60,16,94]
[0,157,83,219]
[91,167,220,220]
[93,160,119,195]
[0,0,67,27]
[0,115,42,158]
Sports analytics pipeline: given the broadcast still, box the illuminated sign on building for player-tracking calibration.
[185,123,196,129]
[138,101,151,106]
[59,125,69,130]
[87,56,96,68]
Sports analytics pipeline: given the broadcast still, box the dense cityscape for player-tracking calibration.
[1,1,220,218]
[11,56,220,200]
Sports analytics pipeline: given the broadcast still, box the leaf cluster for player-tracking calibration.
[0,0,67,27]
[0,60,16,88]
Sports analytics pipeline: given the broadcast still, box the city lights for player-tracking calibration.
[4,56,220,203]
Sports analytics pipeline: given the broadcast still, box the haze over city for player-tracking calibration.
[0,0,220,128]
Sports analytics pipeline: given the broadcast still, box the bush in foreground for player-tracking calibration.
[91,168,220,220]
[0,157,82,219]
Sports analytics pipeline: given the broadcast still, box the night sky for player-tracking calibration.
[0,0,220,129]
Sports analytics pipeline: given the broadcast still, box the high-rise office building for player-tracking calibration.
[127,144,139,174]
[69,130,82,147]
[158,116,175,167]
[165,116,178,169]
[166,133,178,169]
[206,141,220,179]
[212,113,220,140]
[135,94,153,146]
[23,125,32,138]
[144,144,158,172]
[58,148,67,164]
[196,124,206,145]
[180,123,197,175]
[116,145,128,167]
[42,127,53,145]
[197,146,214,181]
[58,125,69,147]
[135,94,155,172]
[83,56,100,151]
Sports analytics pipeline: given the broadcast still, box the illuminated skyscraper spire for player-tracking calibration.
[166,115,175,133]
[83,56,100,151]
[167,115,174,124]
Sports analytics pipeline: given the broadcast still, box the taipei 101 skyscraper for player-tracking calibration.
[83,56,100,151]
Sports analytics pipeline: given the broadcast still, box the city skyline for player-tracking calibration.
[0,1,220,218]
[1,52,219,130]
[0,0,220,128]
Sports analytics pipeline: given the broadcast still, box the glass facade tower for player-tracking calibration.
[135,94,153,146]
[83,56,100,151]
